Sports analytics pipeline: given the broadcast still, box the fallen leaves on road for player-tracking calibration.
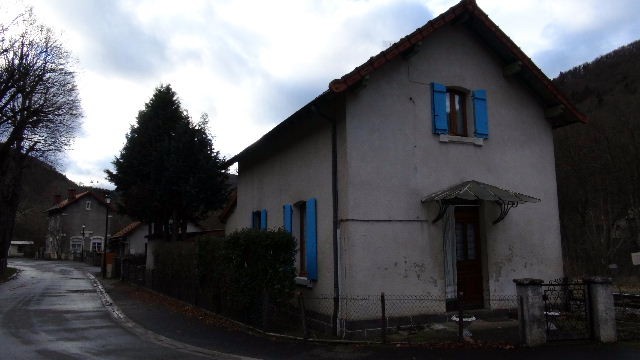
[114,282,245,332]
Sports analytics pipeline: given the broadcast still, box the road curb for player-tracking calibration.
[87,273,260,360]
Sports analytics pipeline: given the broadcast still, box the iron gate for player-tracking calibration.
[542,279,591,341]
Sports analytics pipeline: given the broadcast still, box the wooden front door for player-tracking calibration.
[455,206,483,308]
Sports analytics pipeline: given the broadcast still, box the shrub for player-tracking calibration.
[222,229,296,322]
[153,228,296,325]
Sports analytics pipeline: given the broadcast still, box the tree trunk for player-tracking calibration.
[0,151,25,273]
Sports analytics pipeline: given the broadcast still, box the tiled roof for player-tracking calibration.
[46,191,114,213]
[328,0,586,125]
[112,221,143,239]
[218,190,237,224]
[228,0,586,166]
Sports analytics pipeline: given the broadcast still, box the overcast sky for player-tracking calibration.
[4,0,640,188]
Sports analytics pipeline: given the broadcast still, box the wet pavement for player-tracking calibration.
[1,259,212,359]
[3,259,640,359]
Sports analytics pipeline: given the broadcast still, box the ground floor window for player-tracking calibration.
[70,240,82,254]
[294,200,307,276]
[91,238,103,252]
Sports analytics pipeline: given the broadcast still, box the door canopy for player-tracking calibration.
[421,180,540,224]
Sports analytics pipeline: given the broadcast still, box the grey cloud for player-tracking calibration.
[535,3,640,77]
[46,0,169,79]
[345,1,432,46]
[252,1,432,127]
[263,78,326,123]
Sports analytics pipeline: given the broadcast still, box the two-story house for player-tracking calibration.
[224,0,586,321]
[45,189,116,260]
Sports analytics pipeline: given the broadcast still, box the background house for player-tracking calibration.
[45,189,123,260]
[225,0,585,320]
[110,221,146,258]
[8,241,34,257]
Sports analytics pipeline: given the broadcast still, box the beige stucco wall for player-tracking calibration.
[45,196,111,259]
[228,23,565,316]
[339,24,563,304]
[226,124,335,296]
[127,226,148,256]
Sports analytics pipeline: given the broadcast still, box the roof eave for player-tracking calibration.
[328,0,587,126]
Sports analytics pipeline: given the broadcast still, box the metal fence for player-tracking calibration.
[121,268,519,344]
[121,261,146,286]
[291,293,518,343]
[541,279,590,341]
[614,292,640,340]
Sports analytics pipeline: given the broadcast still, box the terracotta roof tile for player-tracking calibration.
[112,221,143,239]
[227,0,586,166]
[46,191,115,213]
[328,0,586,125]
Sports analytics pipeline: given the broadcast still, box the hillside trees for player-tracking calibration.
[106,85,228,240]
[0,9,82,271]
[554,40,640,277]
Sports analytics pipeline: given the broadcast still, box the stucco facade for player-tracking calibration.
[338,25,563,302]
[226,0,584,318]
[45,191,115,260]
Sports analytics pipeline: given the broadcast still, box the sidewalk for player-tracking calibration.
[100,279,640,359]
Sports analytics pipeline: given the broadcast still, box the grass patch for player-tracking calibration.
[0,267,18,283]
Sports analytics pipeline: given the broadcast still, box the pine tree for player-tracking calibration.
[106,85,228,240]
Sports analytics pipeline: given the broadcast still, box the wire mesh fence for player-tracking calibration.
[614,292,640,340]
[269,292,519,344]
[122,267,519,344]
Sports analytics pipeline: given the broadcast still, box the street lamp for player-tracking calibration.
[101,194,111,278]
[81,225,85,262]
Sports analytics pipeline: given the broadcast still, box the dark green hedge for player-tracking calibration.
[153,228,296,325]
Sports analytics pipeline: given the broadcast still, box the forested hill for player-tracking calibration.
[13,158,77,247]
[553,39,640,277]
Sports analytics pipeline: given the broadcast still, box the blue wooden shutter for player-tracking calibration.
[473,89,489,139]
[305,198,318,281]
[283,204,293,233]
[260,209,267,230]
[431,82,448,134]
[251,211,258,229]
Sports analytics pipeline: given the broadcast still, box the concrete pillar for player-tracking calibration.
[585,277,617,343]
[513,278,546,346]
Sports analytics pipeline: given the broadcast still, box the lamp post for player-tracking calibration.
[81,225,85,262]
[101,194,111,279]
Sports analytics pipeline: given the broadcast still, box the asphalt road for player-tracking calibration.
[0,259,219,360]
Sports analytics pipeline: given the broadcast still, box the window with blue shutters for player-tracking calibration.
[431,83,449,134]
[260,209,268,230]
[283,204,293,233]
[288,199,318,281]
[305,198,318,281]
[473,90,489,139]
[251,210,261,230]
[251,209,268,230]
[431,82,489,139]
[295,201,307,276]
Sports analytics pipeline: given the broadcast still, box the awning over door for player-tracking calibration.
[421,180,540,224]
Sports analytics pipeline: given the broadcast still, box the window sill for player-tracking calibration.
[439,134,484,146]
[295,276,313,288]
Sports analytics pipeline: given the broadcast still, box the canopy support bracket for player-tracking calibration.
[493,201,518,224]
[432,201,449,224]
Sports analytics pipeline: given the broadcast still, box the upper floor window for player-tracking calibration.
[446,88,468,137]
[431,82,489,139]
[85,201,92,210]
